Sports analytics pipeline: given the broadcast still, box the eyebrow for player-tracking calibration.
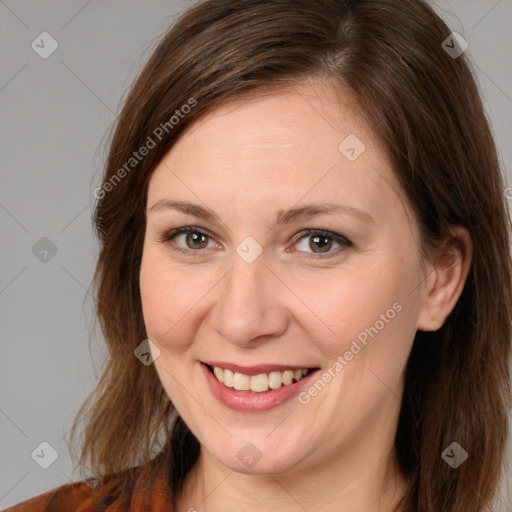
[147,199,374,226]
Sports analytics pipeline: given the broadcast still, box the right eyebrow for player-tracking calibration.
[147,199,223,224]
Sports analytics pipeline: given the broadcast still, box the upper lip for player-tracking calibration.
[203,361,317,376]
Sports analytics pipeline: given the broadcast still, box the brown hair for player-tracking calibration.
[69,0,512,510]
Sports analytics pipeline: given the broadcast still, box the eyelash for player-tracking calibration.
[156,225,353,259]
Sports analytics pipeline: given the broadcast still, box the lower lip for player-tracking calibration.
[201,363,319,412]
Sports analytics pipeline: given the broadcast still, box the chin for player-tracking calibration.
[204,436,308,476]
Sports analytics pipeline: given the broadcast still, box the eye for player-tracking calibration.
[291,229,352,259]
[157,225,352,259]
[156,226,219,255]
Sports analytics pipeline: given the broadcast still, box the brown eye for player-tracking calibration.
[293,229,352,259]
[309,234,333,253]
[157,226,216,254]
[184,231,209,249]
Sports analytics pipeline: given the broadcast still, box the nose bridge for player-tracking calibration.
[210,253,286,347]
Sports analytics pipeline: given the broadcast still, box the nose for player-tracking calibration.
[209,255,288,349]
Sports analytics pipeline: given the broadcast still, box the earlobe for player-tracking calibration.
[416,225,473,332]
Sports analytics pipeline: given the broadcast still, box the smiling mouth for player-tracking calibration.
[205,364,316,393]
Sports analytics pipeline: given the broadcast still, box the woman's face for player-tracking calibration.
[139,81,429,475]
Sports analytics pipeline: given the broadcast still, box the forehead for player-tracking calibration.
[169,82,377,171]
[147,82,410,230]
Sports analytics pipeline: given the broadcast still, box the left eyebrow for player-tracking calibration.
[273,203,374,226]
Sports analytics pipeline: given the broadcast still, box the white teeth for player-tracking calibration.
[213,366,224,383]
[250,373,269,392]
[233,372,250,391]
[282,370,293,385]
[223,369,234,387]
[210,365,310,393]
[268,371,282,389]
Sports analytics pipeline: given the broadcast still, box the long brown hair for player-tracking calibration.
[69,1,512,510]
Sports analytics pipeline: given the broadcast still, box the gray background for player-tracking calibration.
[1,0,511,509]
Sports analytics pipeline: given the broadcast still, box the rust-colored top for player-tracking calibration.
[3,468,173,512]
[4,469,407,511]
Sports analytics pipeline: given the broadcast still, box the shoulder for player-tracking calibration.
[3,466,174,512]
[2,479,98,512]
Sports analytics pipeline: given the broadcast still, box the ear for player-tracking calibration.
[416,225,473,332]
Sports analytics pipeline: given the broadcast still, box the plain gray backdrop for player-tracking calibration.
[1,0,511,509]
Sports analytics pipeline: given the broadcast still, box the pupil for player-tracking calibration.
[311,235,331,253]
[187,232,207,248]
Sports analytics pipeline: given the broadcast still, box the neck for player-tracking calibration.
[176,437,409,512]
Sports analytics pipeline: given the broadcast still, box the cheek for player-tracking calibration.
[301,265,416,421]
[139,251,203,353]
[298,258,408,359]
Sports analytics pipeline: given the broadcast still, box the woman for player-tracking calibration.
[6,0,510,510]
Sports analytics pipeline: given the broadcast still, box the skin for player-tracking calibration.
[139,79,473,512]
